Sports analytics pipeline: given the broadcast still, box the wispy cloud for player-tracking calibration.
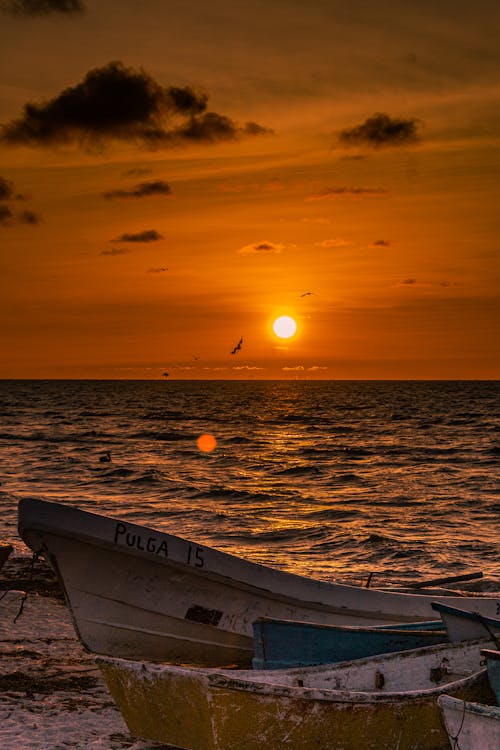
[103,180,172,200]
[282,365,328,372]
[0,175,41,226]
[237,240,284,254]
[0,0,85,16]
[316,237,350,248]
[101,247,130,256]
[306,187,386,201]
[232,366,264,371]
[122,167,153,177]
[302,217,331,225]
[112,229,164,243]
[339,113,422,148]
[0,61,271,150]
[218,178,283,194]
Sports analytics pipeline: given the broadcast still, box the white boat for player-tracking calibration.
[431,601,500,644]
[438,695,500,750]
[18,497,500,666]
[97,638,496,750]
[438,651,500,750]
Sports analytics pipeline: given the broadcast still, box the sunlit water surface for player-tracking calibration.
[0,380,498,587]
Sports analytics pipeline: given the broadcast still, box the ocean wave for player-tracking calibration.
[131,430,192,441]
[274,465,323,477]
[97,467,135,478]
[224,435,256,444]
[301,508,361,520]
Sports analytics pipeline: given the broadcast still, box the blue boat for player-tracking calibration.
[252,617,445,669]
[431,601,500,644]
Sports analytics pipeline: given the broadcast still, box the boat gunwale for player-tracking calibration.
[206,667,487,703]
[438,693,500,719]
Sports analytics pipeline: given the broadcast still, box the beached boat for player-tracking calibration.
[18,497,500,666]
[431,601,500,644]
[252,616,445,668]
[438,650,500,750]
[438,695,500,750]
[97,638,496,750]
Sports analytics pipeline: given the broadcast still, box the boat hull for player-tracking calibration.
[18,498,500,665]
[431,601,500,644]
[98,640,496,750]
[438,695,500,750]
[252,617,446,668]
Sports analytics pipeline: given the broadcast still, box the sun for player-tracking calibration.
[273,315,297,339]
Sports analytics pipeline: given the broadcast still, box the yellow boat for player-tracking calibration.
[97,638,496,750]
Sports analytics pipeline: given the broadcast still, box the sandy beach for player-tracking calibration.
[0,554,174,750]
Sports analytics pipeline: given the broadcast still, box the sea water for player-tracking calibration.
[0,380,498,587]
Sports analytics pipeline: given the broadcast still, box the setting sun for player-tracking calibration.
[273,316,297,339]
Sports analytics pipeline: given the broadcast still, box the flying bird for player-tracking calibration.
[231,337,243,354]
[300,291,314,297]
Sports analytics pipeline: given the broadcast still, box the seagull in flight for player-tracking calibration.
[300,291,314,298]
[231,337,243,354]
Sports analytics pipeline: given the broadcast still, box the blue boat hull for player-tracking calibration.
[253,618,446,669]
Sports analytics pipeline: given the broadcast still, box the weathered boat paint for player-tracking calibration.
[482,649,500,704]
[98,639,497,750]
[252,617,445,669]
[431,601,500,644]
[438,695,500,750]
[18,497,500,666]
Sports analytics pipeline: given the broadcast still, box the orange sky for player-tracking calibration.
[1,0,499,379]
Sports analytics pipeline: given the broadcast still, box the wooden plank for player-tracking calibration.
[408,571,483,589]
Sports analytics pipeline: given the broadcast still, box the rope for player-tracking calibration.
[448,698,467,750]
[0,550,42,623]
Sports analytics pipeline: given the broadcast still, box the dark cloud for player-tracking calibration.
[402,278,417,285]
[19,209,41,224]
[0,176,40,226]
[0,204,13,225]
[306,186,386,201]
[0,177,15,200]
[112,229,163,243]
[339,113,421,148]
[0,61,271,150]
[371,239,391,247]
[147,267,168,273]
[103,180,172,200]
[0,0,85,16]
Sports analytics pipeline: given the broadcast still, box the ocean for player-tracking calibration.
[1,380,498,588]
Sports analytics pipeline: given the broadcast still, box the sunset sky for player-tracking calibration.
[1,0,499,379]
